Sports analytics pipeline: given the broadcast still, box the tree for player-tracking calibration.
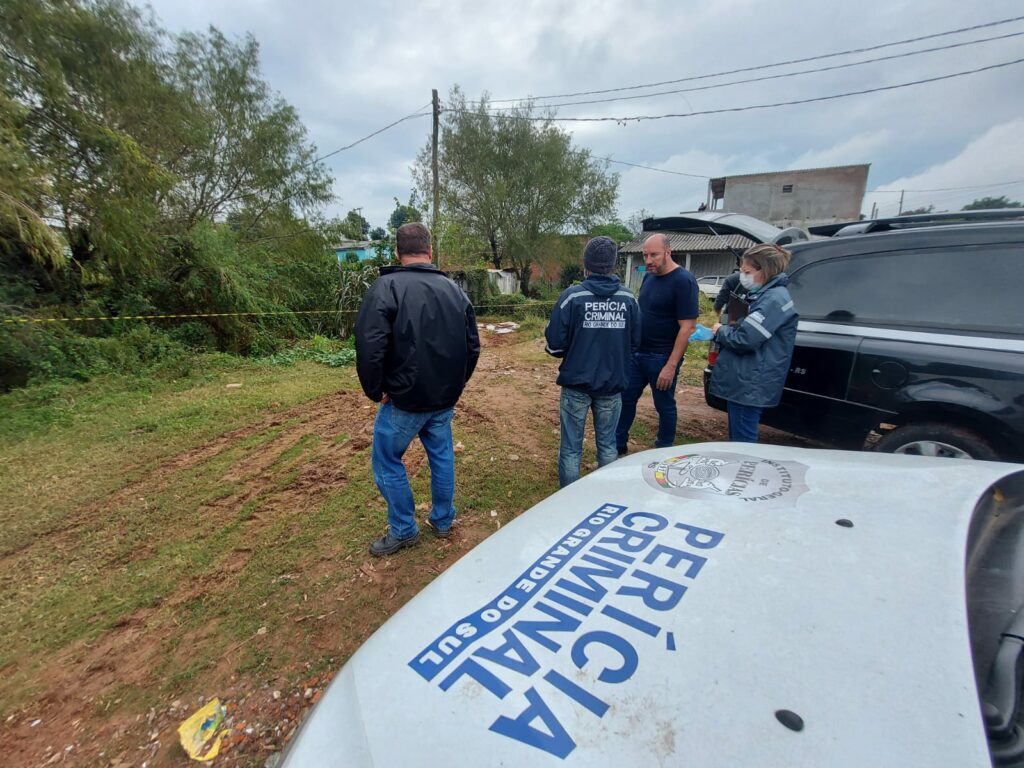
[962,196,1022,211]
[416,87,618,294]
[369,226,386,241]
[1,0,183,273]
[0,0,341,368]
[625,209,653,236]
[900,205,934,216]
[339,209,370,240]
[168,28,331,232]
[388,195,422,230]
[590,221,634,244]
[0,1,331,278]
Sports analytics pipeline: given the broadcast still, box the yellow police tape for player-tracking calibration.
[2,310,341,324]
[2,302,556,325]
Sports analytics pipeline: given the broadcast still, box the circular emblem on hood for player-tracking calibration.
[643,451,809,504]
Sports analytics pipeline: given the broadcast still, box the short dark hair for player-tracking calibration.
[396,222,431,257]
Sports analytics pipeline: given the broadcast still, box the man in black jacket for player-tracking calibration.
[713,263,750,317]
[355,222,480,556]
[545,236,640,487]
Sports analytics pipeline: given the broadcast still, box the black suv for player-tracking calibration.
[700,214,1024,461]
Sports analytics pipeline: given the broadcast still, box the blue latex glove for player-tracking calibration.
[689,323,714,342]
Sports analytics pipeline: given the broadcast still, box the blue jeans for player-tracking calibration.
[727,401,763,443]
[371,402,456,539]
[616,351,681,451]
[559,387,622,488]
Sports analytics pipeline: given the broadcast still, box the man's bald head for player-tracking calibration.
[642,233,677,276]
[644,233,671,251]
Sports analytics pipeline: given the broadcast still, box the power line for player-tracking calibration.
[314,104,432,164]
[480,16,1024,104]
[605,158,709,179]
[446,57,1024,123]
[215,104,432,212]
[870,178,1024,194]
[227,103,432,239]
[484,31,1024,111]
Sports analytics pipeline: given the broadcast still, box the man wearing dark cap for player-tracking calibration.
[355,222,480,556]
[545,236,640,487]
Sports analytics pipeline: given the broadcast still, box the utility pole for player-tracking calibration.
[897,190,905,215]
[432,88,440,267]
[870,202,877,219]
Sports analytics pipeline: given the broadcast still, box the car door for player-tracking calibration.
[759,257,886,447]
[841,244,1024,455]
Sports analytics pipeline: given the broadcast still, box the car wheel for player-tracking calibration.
[873,422,1000,461]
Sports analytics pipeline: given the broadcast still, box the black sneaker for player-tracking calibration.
[427,520,454,539]
[368,530,420,557]
[617,446,628,457]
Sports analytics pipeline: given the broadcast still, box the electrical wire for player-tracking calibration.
[445,57,1024,123]
[314,104,432,164]
[483,31,1024,111]
[478,16,1024,104]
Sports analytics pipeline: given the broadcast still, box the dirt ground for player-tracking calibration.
[1,330,809,767]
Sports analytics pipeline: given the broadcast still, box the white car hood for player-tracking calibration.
[281,443,1024,767]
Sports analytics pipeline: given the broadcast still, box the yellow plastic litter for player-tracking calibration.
[177,698,227,762]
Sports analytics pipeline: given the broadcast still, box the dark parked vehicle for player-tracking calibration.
[702,213,1024,461]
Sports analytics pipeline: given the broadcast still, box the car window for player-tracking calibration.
[789,244,1023,334]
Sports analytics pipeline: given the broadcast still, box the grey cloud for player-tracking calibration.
[143,0,1024,226]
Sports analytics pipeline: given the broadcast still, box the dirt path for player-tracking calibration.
[1,331,808,767]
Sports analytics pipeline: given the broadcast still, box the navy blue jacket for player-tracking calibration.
[544,274,641,396]
[709,273,798,408]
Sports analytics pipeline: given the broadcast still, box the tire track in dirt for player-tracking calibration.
[1,390,381,768]
[0,390,366,567]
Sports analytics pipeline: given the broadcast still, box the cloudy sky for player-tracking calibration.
[142,0,1024,229]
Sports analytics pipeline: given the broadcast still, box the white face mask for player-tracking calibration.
[738,271,759,291]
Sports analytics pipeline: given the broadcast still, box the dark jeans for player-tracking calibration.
[371,402,456,539]
[558,387,622,488]
[727,401,763,443]
[616,351,681,451]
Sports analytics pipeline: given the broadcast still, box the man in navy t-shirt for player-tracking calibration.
[615,232,699,453]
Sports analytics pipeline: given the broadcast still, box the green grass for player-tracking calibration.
[0,357,347,555]
[0,351,358,707]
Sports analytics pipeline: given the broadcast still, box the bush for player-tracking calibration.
[336,262,379,338]
[265,335,355,368]
[474,292,552,321]
[0,321,193,390]
[168,321,218,351]
[528,283,561,302]
[559,263,583,288]
[456,267,497,306]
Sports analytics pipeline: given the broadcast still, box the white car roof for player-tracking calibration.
[281,443,1023,767]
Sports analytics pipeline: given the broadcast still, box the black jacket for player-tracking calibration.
[355,263,480,412]
[544,274,640,396]
[714,271,750,315]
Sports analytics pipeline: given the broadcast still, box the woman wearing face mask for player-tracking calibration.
[709,244,799,442]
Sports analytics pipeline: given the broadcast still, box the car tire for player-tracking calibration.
[873,422,1000,461]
